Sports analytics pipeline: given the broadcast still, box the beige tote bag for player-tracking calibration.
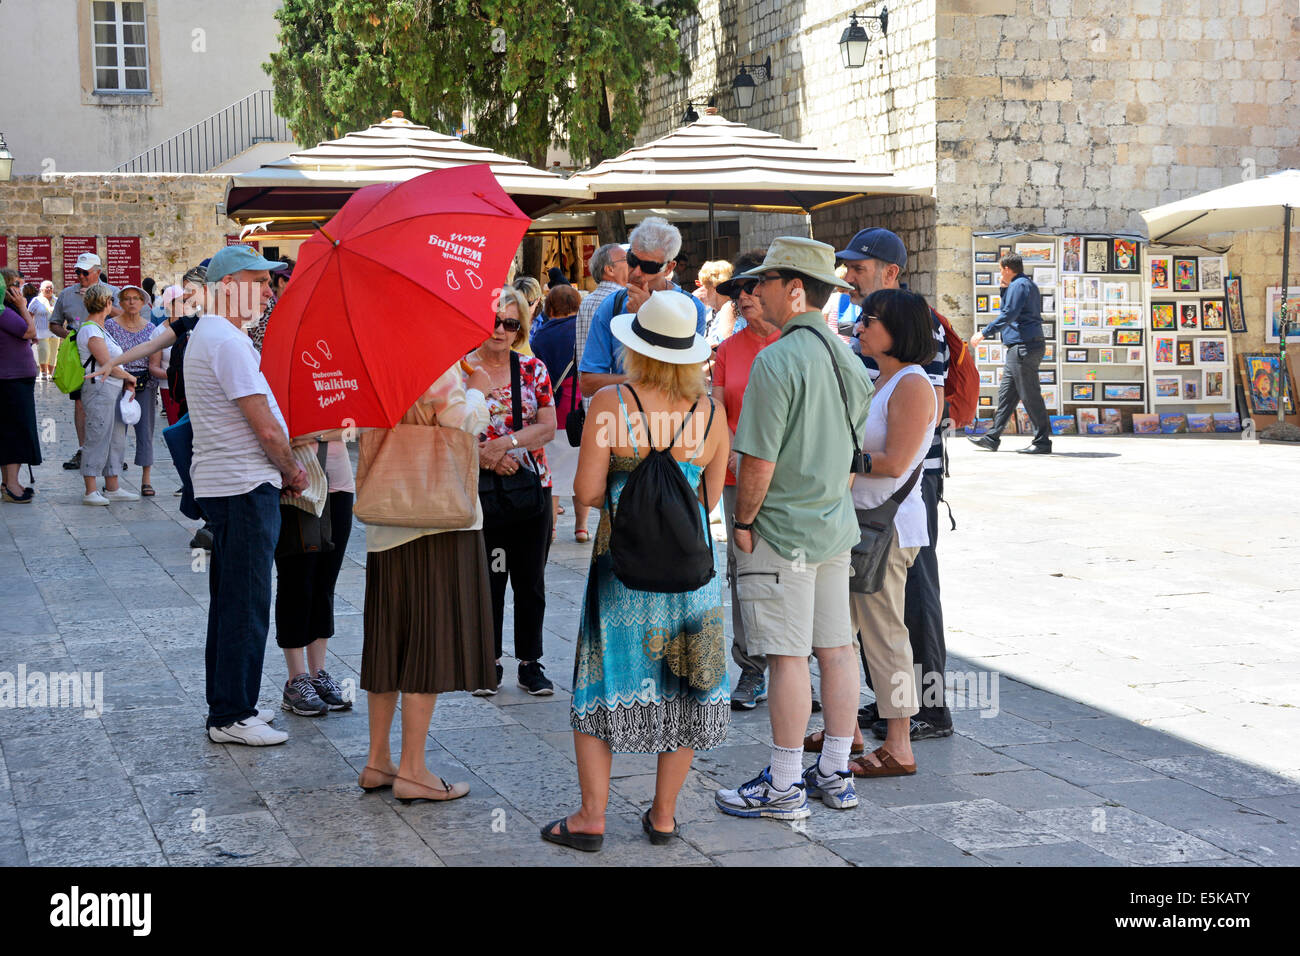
[354,401,479,528]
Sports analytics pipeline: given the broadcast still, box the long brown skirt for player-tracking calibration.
[361,530,497,694]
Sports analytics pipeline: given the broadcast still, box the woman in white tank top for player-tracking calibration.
[847,289,938,780]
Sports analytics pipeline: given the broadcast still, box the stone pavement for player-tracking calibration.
[1,382,1297,866]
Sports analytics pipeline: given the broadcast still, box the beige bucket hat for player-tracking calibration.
[735,236,852,290]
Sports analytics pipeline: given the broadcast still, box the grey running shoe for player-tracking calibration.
[282,673,328,716]
[311,669,352,710]
[730,671,768,711]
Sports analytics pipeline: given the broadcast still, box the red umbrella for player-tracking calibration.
[261,164,529,436]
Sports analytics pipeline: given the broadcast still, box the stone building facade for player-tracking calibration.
[0,174,247,288]
[645,0,1300,348]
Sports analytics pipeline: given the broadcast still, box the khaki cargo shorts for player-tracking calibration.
[732,535,853,658]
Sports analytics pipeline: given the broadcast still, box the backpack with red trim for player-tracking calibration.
[933,308,977,428]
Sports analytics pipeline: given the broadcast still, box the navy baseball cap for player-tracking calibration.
[836,228,907,269]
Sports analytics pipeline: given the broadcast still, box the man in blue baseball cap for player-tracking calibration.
[189,245,305,746]
[831,227,956,750]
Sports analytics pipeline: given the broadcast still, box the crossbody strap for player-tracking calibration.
[791,325,860,458]
[508,350,536,471]
[889,463,924,506]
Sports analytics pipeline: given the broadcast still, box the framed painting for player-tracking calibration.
[1153,335,1175,365]
[1111,238,1139,273]
[990,344,1005,364]
[979,369,996,387]
[998,244,1012,260]
[976,344,991,363]
[1182,378,1200,401]
[1101,407,1122,425]
[1151,302,1176,331]
[1104,307,1142,328]
[976,294,990,313]
[1039,369,1056,385]
[1076,408,1101,430]
[1065,349,1088,362]
[1041,294,1056,313]
[1041,385,1060,408]
[1240,353,1296,414]
[975,271,993,286]
[1080,310,1103,328]
[1201,298,1226,330]
[1015,242,1054,263]
[1127,347,1144,363]
[1176,340,1196,366]
[1103,381,1144,402]
[1153,375,1181,399]
[974,250,999,263]
[1081,277,1102,301]
[1173,256,1199,292]
[1084,238,1110,273]
[1041,320,1056,339]
[1061,236,1082,272]
[1064,330,1081,345]
[1203,369,1226,400]
[1114,329,1143,346]
[1071,382,1096,402]
[1098,348,1115,364]
[1198,337,1227,364]
[1265,286,1300,343]
[1061,305,1079,326]
[1103,282,1127,303]
[1061,276,1080,301]
[978,394,993,408]
[1178,302,1200,330]
[1199,256,1225,293]
[1081,329,1112,346]
[1225,276,1246,333]
[1032,266,1057,286]
[1149,255,1171,292]
[991,294,1002,311]
[1044,343,1056,361]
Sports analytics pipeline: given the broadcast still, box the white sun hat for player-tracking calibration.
[611,289,711,365]
[119,392,142,426]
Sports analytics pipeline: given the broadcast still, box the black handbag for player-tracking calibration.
[564,332,584,447]
[276,442,333,558]
[479,351,547,530]
[849,463,922,594]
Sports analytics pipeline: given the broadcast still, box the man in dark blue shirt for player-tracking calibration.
[969,254,1051,453]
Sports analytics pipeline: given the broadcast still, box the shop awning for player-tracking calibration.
[1140,169,1300,242]
[224,112,591,228]
[565,111,931,214]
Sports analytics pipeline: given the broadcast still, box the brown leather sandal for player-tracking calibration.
[393,774,470,804]
[357,765,397,792]
[803,728,866,755]
[848,746,917,778]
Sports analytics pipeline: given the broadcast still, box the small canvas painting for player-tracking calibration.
[1132,413,1160,434]
[1179,302,1200,330]
[1198,338,1226,364]
[1187,413,1213,433]
[1199,257,1225,293]
[1076,408,1100,431]
[1154,375,1180,398]
[1049,415,1078,435]
[1159,412,1188,433]
[1100,408,1122,425]
[1204,369,1225,399]
[1015,242,1054,263]
[1061,236,1082,272]
[1201,299,1226,330]
[1174,257,1199,292]
[1150,302,1176,330]
[1154,336,1174,364]
[1149,255,1171,292]
[1212,412,1241,432]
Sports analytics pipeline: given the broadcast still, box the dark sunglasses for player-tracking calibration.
[494,315,522,332]
[728,279,760,298]
[626,251,666,274]
[75,268,90,277]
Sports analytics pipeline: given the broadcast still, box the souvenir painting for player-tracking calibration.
[1149,255,1171,292]
[1049,415,1077,435]
[1154,336,1174,364]
[1101,408,1122,425]
[1225,276,1246,333]
[1111,238,1139,273]
[1080,310,1103,328]
[1150,302,1175,330]
[1084,239,1110,273]
[1199,256,1225,293]
[1032,266,1056,286]
[978,394,993,408]
[1132,413,1160,434]
[1244,354,1292,413]
[976,344,991,363]
[1159,413,1188,434]
[1041,294,1056,313]
[976,295,989,313]
[1183,378,1200,401]
[1065,349,1088,362]
[1198,338,1226,364]
[974,250,998,263]
[1061,236,1082,272]
[1204,370,1225,399]
[975,271,993,286]
[991,294,1002,311]
[1201,299,1226,331]
[1041,385,1059,408]
[1071,382,1096,402]
[1154,375,1180,399]
[1098,348,1115,364]
[1173,256,1199,292]
[1104,282,1126,303]
[1044,343,1056,361]
[1039,369,1056,385]
[1062,277,1080,301]
[1081,277,1102,301]
[998,244,1012,260]
[1042,321,1056,338]
[1076,408,1100,431]
[1114,330,1142,346]
[1177,340,1195,366]
[1062,305,1079,326]
[1015,242,1054,263]
[1127,347,1143,363]
[1212,412,1241,431]
[979,369,995,387]
[1178,302,1200,330]
[1187,413,1214,433]
[1264,286,1300,343]
[1104,307,1141,328]
[1081,329,1111,346]
[1104,382,1143,402]
[1064,331,1080,345]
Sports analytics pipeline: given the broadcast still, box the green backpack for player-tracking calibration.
[53,322,93,394]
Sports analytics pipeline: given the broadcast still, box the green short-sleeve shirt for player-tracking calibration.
[734,311,874,563]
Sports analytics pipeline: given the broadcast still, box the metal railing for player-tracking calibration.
[114,90,292,173]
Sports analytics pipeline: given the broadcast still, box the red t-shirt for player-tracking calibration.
[713,324,783,485]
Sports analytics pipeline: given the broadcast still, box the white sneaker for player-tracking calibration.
[207,716,288,746]
[83,491,110,506]
[256,708,276,724]
[104,487,140,501]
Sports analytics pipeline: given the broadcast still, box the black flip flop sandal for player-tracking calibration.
[540,817,603,853]
[641,809,680,845]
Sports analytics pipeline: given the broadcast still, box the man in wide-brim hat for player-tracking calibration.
[713,237,875,821]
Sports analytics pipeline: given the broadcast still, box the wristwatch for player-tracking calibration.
[732,516,754,531]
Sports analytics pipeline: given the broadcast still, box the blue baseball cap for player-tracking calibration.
[836,228,907,269]
[205,245,288,283]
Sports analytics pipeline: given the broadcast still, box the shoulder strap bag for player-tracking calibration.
[849,463,922,594]
[791,325,866,473]
[277,442,334,556]
[478,351,548,530]
[354,390,480,529]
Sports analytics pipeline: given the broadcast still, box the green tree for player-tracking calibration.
[267,0,694,171]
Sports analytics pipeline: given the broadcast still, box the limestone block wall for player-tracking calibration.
[933,0,1300,332]
[0,174,241,287]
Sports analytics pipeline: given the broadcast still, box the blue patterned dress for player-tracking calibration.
[570,392,730,753]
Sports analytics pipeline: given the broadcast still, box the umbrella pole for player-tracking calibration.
[1279,204,1292,425]
[709,194,716,260]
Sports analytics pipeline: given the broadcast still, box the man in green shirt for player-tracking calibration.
[715,237,874,820]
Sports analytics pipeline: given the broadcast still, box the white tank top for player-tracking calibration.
[851,364,936,549]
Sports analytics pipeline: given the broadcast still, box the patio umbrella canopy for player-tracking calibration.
[225,112,590,228]
[566,111,929,214]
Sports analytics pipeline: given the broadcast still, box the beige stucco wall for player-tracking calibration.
[0,174,246,286]
[0,0,282,174]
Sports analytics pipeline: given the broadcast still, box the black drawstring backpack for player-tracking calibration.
[606,385,716,593]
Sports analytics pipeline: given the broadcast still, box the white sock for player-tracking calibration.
[821,735,853,776]
[770,745,804,791]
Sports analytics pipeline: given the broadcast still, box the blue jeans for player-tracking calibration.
[199,484,281,728]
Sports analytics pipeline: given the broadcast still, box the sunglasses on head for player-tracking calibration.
[626,251,666,274]
[494,315,521,332]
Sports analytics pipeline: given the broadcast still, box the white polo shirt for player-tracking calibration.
[185,314,288,498]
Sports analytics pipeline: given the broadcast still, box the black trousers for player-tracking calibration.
[988,342,1051,446]
[483,489,552,663]
[862,472,951,727]
[275,491,354,650]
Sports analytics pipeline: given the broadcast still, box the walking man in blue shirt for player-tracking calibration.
[969,254,1051,454]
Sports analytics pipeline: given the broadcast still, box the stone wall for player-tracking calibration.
[0,174,241,287]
